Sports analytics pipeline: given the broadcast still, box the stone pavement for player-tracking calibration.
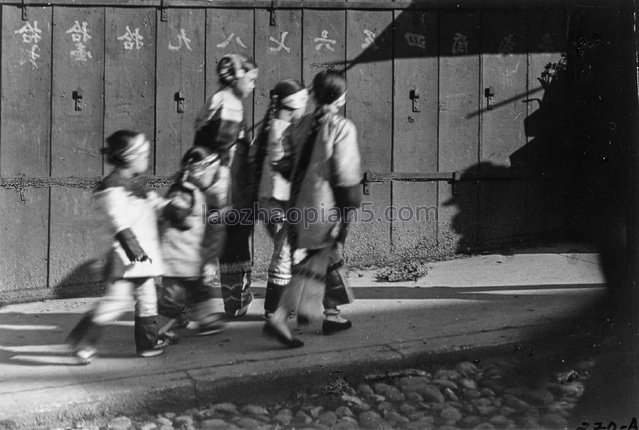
[0,245,606,428]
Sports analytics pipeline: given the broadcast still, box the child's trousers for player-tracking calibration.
[158,277,221,328]
[219,223,253,316]
[265,222,291,315]
[277,243,353,322]
[259,200,292,315]
[67,277,160,353]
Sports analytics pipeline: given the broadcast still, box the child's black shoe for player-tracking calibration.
[137,339,168,358]
[322,319,352,335]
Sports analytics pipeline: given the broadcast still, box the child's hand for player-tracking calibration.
[202,263,219,285]
[135,254,152,263]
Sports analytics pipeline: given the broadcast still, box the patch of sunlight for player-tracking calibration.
[0,325,58,330]
[463,287,606,296]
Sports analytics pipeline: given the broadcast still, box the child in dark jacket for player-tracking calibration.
[193,53,259,318]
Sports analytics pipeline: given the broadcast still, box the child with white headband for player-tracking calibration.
[265,70,362,348]
[66,130,170,363]
[156,146,229,342]
[252,79,309,320]
[193,53,259,318]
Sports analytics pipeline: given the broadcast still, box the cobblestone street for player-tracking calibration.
[45,351,598,430]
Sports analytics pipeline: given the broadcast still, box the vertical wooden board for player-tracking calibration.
[479,10,527,247]
[205,9,254,132]
[0,189,49,298]
[254,9,302,123]
[392,10,438,256]
[49,188,105,290]
[524,10,567,239]
[52,7,104,178]
[156,9,206,175]
[345,10,392,263]
[104,8,155,170]
[50,8,105,296]
[303,9,346,92]
[1,6,52,176]
[438,11,480,253]
[253,8,302,271]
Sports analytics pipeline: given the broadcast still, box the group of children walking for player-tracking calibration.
[66,53,362,363]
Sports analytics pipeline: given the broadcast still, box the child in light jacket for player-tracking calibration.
[157,146,228,341]
[67,130,169,363]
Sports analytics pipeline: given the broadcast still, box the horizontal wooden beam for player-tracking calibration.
[0,175,174,190]
[363,171,530,183]
[3,0,576,9]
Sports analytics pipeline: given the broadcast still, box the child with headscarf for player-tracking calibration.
[265,71,362,348]
[66,130,170,363]
[156,146,228,342]
[193,53,259,318]
[252,78,309,320]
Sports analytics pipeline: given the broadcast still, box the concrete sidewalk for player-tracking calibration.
[0,246,606,428]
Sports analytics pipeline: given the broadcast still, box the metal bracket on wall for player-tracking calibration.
[72,89,83,112]
[269,0,276,26]
[361,171,456,196]
[21,0,28,21]
[175,91,185,114]
[160,0,168,22]
[361,170,529,197]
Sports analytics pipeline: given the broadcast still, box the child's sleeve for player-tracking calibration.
[147,190,169,212]
[162,182,196,230]
[95,186,131,233]
[194,92,223,132]
[331,119,363,209]
[273,127,295,180]
[201,216,226,266]
[95,187,148,262]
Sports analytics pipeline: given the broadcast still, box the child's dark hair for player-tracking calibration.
[181,145,213,168]
[103,129,142,167]
[217,54,258,86]
[287,71,347,247]
[311,70,346,106]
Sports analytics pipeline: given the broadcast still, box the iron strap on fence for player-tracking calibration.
[361,170,530,196]
[0,176,175,202]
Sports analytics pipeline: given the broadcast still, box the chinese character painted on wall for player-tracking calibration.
[314,30,336,51]
[15,21,42,68]
[216,32,248,49]
[405,32,426,50]
[269,31,290,53]
[452,32,468,55]
[168,29,192,51]
[66,21,92,62]
[499,33,516,55]
[117,26,144,50]
[362,29,378,50]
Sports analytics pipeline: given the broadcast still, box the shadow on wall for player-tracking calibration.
[443,56,577,253]
[53,258,106,300]
[446,3,637,421]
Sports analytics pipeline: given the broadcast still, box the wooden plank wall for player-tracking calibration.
[0,6,51,301]
[49,7,105,290]
[0,5,569,301]
[345,10,393,262]
[479,10,527,247]
[437,11,480,254]
[392,10,438,257]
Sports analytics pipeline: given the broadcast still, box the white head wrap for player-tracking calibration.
[280,88,309,110]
